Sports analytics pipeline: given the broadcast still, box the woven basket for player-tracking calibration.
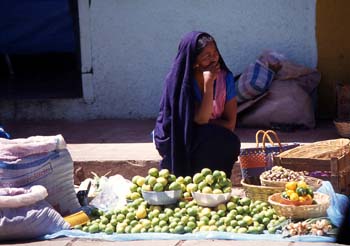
[334,120,350,138]
[268,192,330,219]
[240,179,284,202]
[277,138,350,160]
[260,176,323,191]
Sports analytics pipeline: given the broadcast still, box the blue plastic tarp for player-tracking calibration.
[0,0,76,54]
[43,230,336,242]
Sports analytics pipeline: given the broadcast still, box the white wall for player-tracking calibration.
[0,0,317,120]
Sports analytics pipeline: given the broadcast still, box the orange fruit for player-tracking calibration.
[285,181,297,191]
[297,180,308,189]
[289,192,299,201]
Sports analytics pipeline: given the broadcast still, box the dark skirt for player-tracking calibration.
[190,123,241,178]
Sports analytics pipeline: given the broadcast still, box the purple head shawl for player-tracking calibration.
[154,31,230,176]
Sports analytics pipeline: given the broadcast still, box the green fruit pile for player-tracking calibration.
[126,168,193,201]
[76,194,286,234]
[191,168,232,194]
[75,167,287,235]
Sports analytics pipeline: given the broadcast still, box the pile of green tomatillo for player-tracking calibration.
[75,168,287,234]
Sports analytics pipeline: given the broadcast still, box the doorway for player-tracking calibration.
[0,0,82,99]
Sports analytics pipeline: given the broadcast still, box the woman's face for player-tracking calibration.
[194,42,220,70]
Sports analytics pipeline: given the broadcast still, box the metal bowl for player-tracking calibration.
[142,190,182,205]
[191,192,231,207]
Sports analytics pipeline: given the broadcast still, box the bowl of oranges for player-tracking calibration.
[279,180,314,206]
[268,180,330,219]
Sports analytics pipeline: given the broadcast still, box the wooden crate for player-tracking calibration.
[274,153,350,195]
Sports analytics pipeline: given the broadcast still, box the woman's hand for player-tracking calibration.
[202,62,220,87]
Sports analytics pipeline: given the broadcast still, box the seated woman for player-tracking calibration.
[154,31,241,178]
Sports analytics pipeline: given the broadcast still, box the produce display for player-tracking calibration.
[73,167,336,239]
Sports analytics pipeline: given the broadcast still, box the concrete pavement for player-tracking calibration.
[4,119,341,184]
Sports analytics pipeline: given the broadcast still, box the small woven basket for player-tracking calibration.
[334,120,350,138]
[260,176,323,191]
[268,192,330,219]
[240,179,284,202]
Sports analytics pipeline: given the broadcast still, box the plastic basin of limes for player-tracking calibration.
[191,192,231,207]
[142,190,182,205]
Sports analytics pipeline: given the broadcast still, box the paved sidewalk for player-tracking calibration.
[4,119,341,183]
[5,119,340,162]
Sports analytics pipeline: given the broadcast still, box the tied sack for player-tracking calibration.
[0,185,70,241]
[235,59,275,104]
[239,130,299,185]
[0,135,81,216]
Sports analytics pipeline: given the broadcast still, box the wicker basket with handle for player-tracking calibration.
[239,130,284,185]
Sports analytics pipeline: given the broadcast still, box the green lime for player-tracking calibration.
[141,184,152,191]
[186,183,198,193]
[212,170,221,180]
[213,188,223,194]
[161,225,170,233]
[98,223,106,231]
[176,176,185,184]
[193,173,205,184]
[129,183,138,192]
[136,176,146,187]
[140,219,151,229]
[168,174,177,182]
[130,192,141,200]
[156,177,168,187]
[148,167,159,177]
[201,168,212,176]
[243,215,253,226]
[100,216,109,225]
[226,201,236,211]
[159,169,170,178]
[239,197,251,206]
[187,207,198,216]
[74,224,82,230]
[217,209,226,217]
[174,225,185,234]
[202,186,212,194]
[88,224,99,233]
[147,176,157,187]
[237,226,248,233]
[187,221,197,229]
[169,181,181,190]
[223,186,232,193]
[153,182,164,192]
[230,220,238,227]
[184,176,192,185]
[198,181,207,191]
[205,175,214,185]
